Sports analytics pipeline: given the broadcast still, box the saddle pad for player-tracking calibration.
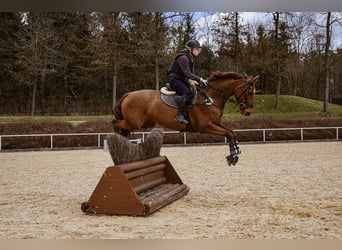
[160,94,196,132]
[160,94,178,109]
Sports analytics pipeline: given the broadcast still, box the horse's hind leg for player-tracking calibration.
[112,119,133,137]
[116,128,130,137]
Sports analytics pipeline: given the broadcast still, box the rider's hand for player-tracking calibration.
[200,77,208,86]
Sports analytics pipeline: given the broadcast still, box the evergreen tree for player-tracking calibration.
[52,13,94,114]
[213,12,246,72]
[89,12,128,112]
[0,12,341,115]
[242,24,275,94]
[16,12,61,115]
[0,12,22,114]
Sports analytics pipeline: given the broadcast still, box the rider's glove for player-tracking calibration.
[200,77,208,86]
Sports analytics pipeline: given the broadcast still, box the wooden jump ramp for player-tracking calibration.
[81,129,189,216]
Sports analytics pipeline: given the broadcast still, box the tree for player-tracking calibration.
[330,49,342,100]
[168,12,196,52]
[52,13,94,115]
[243,24,274,93]
[89,12,127,110]
[17,12,61,115]
[284,12,315,96]
[212,12,245,72]
[196,12,218,75]
[120,12,171,92]
[272,12,282,110]
[151,12,169,90]
[0,12,22,114]
[182,13,196,45]
[313,12,341,112]
[1,12,341,115]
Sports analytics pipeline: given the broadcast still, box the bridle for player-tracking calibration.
[205,77,254,112]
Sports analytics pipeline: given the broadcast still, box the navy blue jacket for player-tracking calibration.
[168,49,201,83]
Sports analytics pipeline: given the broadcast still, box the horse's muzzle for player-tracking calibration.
[242,108,253,116]
[239,104,253,116]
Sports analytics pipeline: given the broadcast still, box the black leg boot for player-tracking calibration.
[174,95,189,124]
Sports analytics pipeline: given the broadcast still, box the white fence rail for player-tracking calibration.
[0,127,341,151]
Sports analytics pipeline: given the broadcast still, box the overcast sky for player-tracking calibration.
[193,12,342,50]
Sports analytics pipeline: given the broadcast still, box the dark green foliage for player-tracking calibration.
[0,13,22,113]
[0,12,341,115]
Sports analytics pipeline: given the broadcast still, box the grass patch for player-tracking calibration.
[223,95,342,119]
[1,95,342,122]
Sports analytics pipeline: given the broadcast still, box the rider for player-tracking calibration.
[167,39,208,124]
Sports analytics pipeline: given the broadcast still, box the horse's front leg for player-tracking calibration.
[201,123,241,166]
[227,139,241,166]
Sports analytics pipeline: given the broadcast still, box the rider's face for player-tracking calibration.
[192,47,201,57]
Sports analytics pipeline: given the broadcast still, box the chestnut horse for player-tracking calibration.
[112,71,259,166]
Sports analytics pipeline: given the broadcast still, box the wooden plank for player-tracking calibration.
[138,183,174,200]
[140,184,180,204]
[125,163,166,180]
[132,176,167,194]
[120,156,166,173]
[144,184,189,215]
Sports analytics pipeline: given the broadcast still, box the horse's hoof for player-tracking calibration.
[226,155,238,166]
[227,158,232,166]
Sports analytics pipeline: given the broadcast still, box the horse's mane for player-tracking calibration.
[208,71,247,82]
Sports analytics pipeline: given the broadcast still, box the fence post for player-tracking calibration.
[104,139,108,151]
[0,135,2,150]
[263,129,266,142]
[336,127,339,140]
[301,128,303,141]
[184,132,187,145]
[50,135,53,149]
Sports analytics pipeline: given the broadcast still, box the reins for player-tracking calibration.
[204,77,253,111]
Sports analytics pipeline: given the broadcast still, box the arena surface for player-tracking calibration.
[0,141,341,239]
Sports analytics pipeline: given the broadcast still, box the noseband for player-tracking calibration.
[234,77,254,111]
[207,77,254,112]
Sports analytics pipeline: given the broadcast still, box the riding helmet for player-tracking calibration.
[186,39,201,48]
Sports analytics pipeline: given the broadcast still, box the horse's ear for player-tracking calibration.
[251,75,260,85]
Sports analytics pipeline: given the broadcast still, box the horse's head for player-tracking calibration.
[207,71,259,116]
[233,74,259,116]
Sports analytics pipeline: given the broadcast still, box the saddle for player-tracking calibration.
[160,83,197,109]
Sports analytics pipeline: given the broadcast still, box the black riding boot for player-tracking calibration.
[174,95,189,124]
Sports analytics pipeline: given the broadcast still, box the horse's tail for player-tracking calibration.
[113,93,129,120]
